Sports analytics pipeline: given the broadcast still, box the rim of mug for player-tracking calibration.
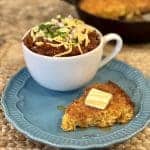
[22,25,104,60]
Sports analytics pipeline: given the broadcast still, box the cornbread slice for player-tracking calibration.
[61,81,134,131]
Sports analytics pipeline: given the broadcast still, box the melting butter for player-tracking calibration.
[85,88,112,110]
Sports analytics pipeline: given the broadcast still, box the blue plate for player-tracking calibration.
[1,60,150,149]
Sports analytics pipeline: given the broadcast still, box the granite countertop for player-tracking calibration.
[0,0,150,149]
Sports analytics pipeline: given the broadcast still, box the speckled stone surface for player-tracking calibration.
[0,0,150,149]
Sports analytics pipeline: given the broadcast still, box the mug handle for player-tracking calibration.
[99,33,123,68]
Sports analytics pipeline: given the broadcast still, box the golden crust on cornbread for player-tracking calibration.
[135,0,150,13]
[79,0,150,20]
[61,81,134,131]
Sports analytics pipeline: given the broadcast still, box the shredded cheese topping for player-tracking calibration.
[30,15,94,57]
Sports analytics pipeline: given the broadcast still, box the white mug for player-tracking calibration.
[22,26,123,91]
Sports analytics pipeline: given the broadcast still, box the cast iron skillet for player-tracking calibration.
[65,0,150,43]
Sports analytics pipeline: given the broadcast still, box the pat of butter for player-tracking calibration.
[85,88,112,109]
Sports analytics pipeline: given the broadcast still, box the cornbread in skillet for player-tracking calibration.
[61,81,134,131]
[79,0,150,20]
